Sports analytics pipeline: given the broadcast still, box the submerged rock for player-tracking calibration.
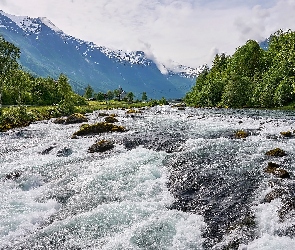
[278,198,295,221]
[5,171,21,180]
[57,147,72,157]
[88,140,114,153]
[98,112,109,117]
[264,162,290,178]
[40,146,56,155]
[73,122,127,136]
[265,148,287,157]
[263,188,288,203]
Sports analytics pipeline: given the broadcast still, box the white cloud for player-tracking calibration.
[0,0,295,68]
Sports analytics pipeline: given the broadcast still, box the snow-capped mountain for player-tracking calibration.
[0,10,197,99]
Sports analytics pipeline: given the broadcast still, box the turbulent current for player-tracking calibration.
[1,105,295,249]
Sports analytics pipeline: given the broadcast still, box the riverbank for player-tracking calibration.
[0,100,162,132]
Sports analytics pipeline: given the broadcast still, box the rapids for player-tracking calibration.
[1,106,295,249]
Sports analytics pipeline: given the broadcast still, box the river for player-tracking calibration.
[1,106,295,249]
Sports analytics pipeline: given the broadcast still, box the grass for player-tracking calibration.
[0,100,156,132]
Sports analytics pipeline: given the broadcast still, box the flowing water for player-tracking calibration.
[1,106,295,249]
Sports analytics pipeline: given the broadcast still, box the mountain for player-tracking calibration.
[0,10,198,99]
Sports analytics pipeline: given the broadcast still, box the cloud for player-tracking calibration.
[0,0,295,68]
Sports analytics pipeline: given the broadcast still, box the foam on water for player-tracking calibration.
[1,106,295,249]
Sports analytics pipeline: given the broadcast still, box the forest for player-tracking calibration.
[185,30,295,108]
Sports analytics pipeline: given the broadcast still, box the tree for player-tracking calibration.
[94,91,105,101]
[106,90,114,100]
[84,84,94,99]
[141,92,148,102]
[126,92,134,103]
[0,36,21,112]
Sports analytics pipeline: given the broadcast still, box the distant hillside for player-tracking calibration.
[0,10,198,99]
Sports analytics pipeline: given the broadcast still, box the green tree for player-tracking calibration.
[84,84,94,99]
[141,92,148,101]
[126,92,134,102]
[94,91,105,101]
[106,90,114,100]
[0,35,21,112]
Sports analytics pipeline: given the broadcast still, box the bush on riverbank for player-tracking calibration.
[185,30,295,108]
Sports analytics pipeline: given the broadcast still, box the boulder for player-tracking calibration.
[265,148,287,157]
[280,131,292,137]
[234,130,249,139]
[126,109,142,114]
[72,122,126,136]
[53,113,88,125]
[53,117,66,124]
[64,113,88,124]
[104,116,118,123]
[264,162,290,178]
[88,140,114,153]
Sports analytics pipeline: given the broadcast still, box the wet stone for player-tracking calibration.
[280,131,292,138]
[64,113,88,124]
[263,188,288,203]
[88,140,114,153]
[5,171,21,180]
[56,147,72,157]
[265,148,287,157]
[264,162,290,178]
[104,116,118,123]
[40,146,56,155]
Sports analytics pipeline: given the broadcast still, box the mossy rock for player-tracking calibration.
[234,130,249,139]
[126,109,142,114]
[73,122,126,136]
[280,131,292,137]
[104,116,118,123]
[53,117,66,124]
[264,162,290,178]
[65,113,88,124]
[171,103,186,108]
[88,139,114,153]
[265,148,287,157]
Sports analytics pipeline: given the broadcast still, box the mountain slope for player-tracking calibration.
[0,11,197,99]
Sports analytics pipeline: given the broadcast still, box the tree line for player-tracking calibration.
[185,30,295,108]
[0,35,86,114]
[83,84,148,103]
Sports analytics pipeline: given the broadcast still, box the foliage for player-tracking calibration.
[141,92,148,101]
[0,35,21,110]
[84,84,94,99]
[185,30,295,108]
[125,92,135,102]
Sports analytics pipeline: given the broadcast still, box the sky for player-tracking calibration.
[1,0,295,69]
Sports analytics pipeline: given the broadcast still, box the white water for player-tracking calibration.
[1,106,295,249]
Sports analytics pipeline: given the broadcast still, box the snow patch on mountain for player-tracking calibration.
[39,17,62,33]
[1,11,40,34]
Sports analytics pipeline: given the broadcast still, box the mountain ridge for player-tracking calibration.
[0,10,197,99]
